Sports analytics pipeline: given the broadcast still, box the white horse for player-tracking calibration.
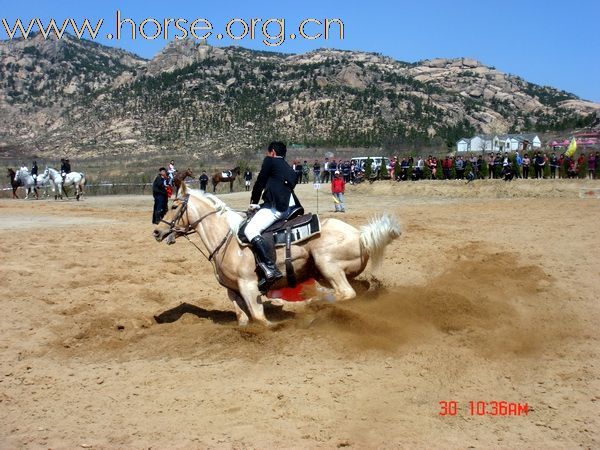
[62,171,86,201]
[34,171,52,198]
[42,167,64,200]
[14,167,39,199]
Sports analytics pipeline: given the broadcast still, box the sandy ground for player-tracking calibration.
[1,179,599,449]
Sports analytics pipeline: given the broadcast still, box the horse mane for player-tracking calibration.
[185,183,243,231]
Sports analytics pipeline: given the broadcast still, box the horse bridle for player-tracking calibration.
[160,194,232,261]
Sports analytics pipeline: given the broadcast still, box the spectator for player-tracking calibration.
[534,152,545,178]
[341,160,352,182]
[313,159,321,183]
[399,157,409,181]
[415,156,424,180]
[587,152,596,179]
[331,170,345,213]
[487,153,495,179]
[494,153,502,178]
[503,163,514,181]
[549,153,559,179]
[389,156,398,179]
[199,170,209,192]
[322,158,330,183]
[152,167,169,224]
[567,157,577,178]
[514,151,523,178]
[243,168,253,191]
[476,155,484,179]
[293,160,303,184]
[329,159,338,182]
[469,155,477,178]
[466,170,475,184]
[302,161,310,183]
[430,156,438,179]
[455,156,465,179]
[577,154,586,177]
[558,153,565,178]
[442,156,452,180]
[522,153,531,179]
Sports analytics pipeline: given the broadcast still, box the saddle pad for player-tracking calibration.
[237,214,320,247]
[221,171,232,178]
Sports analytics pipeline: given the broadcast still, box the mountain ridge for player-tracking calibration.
[0,34,598,158]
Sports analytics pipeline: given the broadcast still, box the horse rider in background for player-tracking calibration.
[245,141,302,290]
[167,160,176,186]
[31,161,38,185]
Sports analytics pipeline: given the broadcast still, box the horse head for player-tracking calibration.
[153,195,192,245]
[185,168,194,178]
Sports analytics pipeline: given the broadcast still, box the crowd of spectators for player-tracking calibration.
[386,150,599,182]
[290,151,598,185]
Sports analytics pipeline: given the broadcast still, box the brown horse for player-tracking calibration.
[7,168,21,199]
[153,185,401,326]
[173,168,193,197]
[211,166,241,193]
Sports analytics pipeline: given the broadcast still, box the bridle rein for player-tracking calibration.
[160,194,232,262]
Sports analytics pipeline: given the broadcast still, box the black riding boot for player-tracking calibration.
[250,236,283,291]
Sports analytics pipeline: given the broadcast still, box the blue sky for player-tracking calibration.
[1,0,599,102]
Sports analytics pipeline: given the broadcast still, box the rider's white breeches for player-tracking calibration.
[244,207,283,241]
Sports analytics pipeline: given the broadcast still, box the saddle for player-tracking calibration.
[237,207,321,288]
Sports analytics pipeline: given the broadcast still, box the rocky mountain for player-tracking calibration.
[0,34,598,159]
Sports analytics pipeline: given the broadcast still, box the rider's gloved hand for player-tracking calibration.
[248,204,261,212]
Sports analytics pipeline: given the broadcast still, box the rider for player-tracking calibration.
[31,161,38,185]
[60,158,71,178]
[167,160,176,186]
[245,141,301,289]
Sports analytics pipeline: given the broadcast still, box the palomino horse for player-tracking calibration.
[211,166,240,193]
[62,171,86,200]
[173,168,193,198]
[41,168,64,200]
[14,167,39,199]
[7,168,21,199]
[153,185,401,327]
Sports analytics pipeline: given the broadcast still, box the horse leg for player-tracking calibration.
[312,261,357,301]
[237,279,272,327]
[227,289,250,326]
[230,180,233,193]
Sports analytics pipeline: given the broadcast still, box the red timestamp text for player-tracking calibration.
[439,400,529,416]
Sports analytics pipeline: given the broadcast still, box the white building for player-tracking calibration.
[457,134,541,152]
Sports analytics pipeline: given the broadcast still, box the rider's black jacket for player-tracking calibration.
[251,156,300,212]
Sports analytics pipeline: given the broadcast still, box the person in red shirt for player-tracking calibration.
[331,170,346,212]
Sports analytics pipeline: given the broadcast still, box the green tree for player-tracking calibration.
[365,157,373,178]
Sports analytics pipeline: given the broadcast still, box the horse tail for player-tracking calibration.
[360,213,401,269]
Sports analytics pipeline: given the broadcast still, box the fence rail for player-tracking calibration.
[0,179,205,198]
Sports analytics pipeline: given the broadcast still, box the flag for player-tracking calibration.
[565,138,577,157]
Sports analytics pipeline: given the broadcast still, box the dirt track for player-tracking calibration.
[1,179,599,448]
